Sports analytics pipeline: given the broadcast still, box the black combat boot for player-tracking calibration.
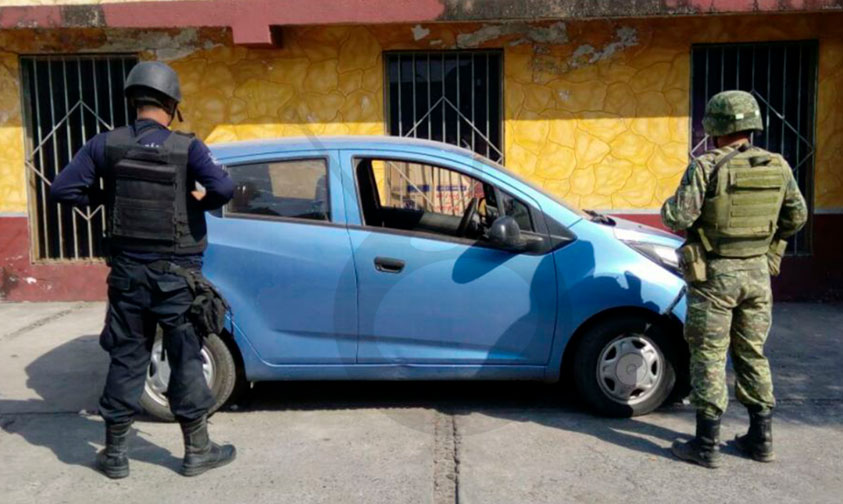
[735,409,775,462]
[671,412,722,468]
[179,416,236,477]
[96,420,132,479]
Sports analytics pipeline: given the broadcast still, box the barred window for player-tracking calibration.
[691,42,817,254]
[385,51,504,163]
[20,54,138,260]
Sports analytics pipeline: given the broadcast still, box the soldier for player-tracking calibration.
[662,90,808,468]
[50,61,236,478]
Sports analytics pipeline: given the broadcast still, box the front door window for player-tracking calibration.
[356,157,537,246]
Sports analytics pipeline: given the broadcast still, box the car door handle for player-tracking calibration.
[374,257,405,274]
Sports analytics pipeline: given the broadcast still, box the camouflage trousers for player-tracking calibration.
[685,256,775,418]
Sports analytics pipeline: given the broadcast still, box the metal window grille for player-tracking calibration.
[20,54,138,261]
[384,51,502,218]
[690,41,817,255]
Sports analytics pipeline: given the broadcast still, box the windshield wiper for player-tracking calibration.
[585,209,616,226]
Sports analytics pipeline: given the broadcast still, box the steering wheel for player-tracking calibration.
[457,197,479,237]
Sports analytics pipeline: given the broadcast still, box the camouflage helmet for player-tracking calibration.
[702,90,763,137]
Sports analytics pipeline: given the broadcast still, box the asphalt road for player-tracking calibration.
[1,301,842,504]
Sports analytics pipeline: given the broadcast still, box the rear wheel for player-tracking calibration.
[140,331,238,421]
[573,315,678,417]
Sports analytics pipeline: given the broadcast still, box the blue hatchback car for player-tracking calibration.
[140,136,688,419]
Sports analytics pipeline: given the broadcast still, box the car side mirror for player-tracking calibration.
[489,216,548,253]
[485,216,526,251]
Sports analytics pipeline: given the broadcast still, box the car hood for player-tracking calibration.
[608,215,684,248]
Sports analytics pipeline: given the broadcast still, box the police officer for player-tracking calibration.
[51,61,236,478]
[662,90,808,468]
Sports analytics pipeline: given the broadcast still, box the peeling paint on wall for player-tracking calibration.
[456,21,568,48]
[0,25,226,55]
[47,28,225,61]
[570,27,639,69]
[529,26,641,78]
[411,24,430,41]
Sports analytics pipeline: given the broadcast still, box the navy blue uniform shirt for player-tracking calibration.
[50,119,234,265]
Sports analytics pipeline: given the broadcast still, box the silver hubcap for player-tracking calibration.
[144,335,215,408]
[596,334,663,405]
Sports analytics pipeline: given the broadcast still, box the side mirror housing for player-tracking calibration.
[489,216,547,253]
[488,216,527,251]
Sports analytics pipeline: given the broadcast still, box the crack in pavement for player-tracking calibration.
[433,411,461,504]
[0,303,88,342]
[453,414,462,504]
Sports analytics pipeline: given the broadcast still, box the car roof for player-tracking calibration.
[207,134,589,226]
[208,135,482,161]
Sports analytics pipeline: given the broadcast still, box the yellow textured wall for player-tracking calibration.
[173,26,385,144]
[0,51,25,214]
[1,14,842,215]
[499,15,843,211]
[502,23,689,211]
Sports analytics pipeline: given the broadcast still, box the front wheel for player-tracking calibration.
[140,331,238,421]
[573,315,678,417]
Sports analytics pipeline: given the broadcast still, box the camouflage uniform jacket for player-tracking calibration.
[661,143,808,257]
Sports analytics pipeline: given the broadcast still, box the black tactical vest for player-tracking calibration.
[103,126,207,256]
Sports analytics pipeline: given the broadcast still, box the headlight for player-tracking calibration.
[622,240,681,277]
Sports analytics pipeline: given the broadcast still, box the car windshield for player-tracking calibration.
[473,154,589,219]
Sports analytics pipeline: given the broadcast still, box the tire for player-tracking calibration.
[573,315,678,417]
[140,331,238,422]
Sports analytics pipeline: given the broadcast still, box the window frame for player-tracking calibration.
[688,40,818,256]
[383,50,506,164]
[351,154,552,254]
[19,53,140,262]
[222,155,334,226]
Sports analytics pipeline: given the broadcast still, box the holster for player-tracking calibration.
[149,261,231,338]
[766,239,788,277]
[187,275,230,338]
[677,242,708,283]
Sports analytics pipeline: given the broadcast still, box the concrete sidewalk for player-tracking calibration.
[1,302,842,504]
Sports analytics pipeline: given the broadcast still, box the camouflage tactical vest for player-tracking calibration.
[696,145,789,258]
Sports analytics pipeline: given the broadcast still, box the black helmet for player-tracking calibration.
[124,61,182,112]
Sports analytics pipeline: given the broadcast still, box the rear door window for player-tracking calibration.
[225,158,329,221]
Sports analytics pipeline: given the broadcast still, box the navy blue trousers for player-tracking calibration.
[99,255,214,424]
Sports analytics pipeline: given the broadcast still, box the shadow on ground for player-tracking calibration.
[0,335,182,474]
[2,322,842,469]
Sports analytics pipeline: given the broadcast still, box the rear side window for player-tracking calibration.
[226,159,329,221]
